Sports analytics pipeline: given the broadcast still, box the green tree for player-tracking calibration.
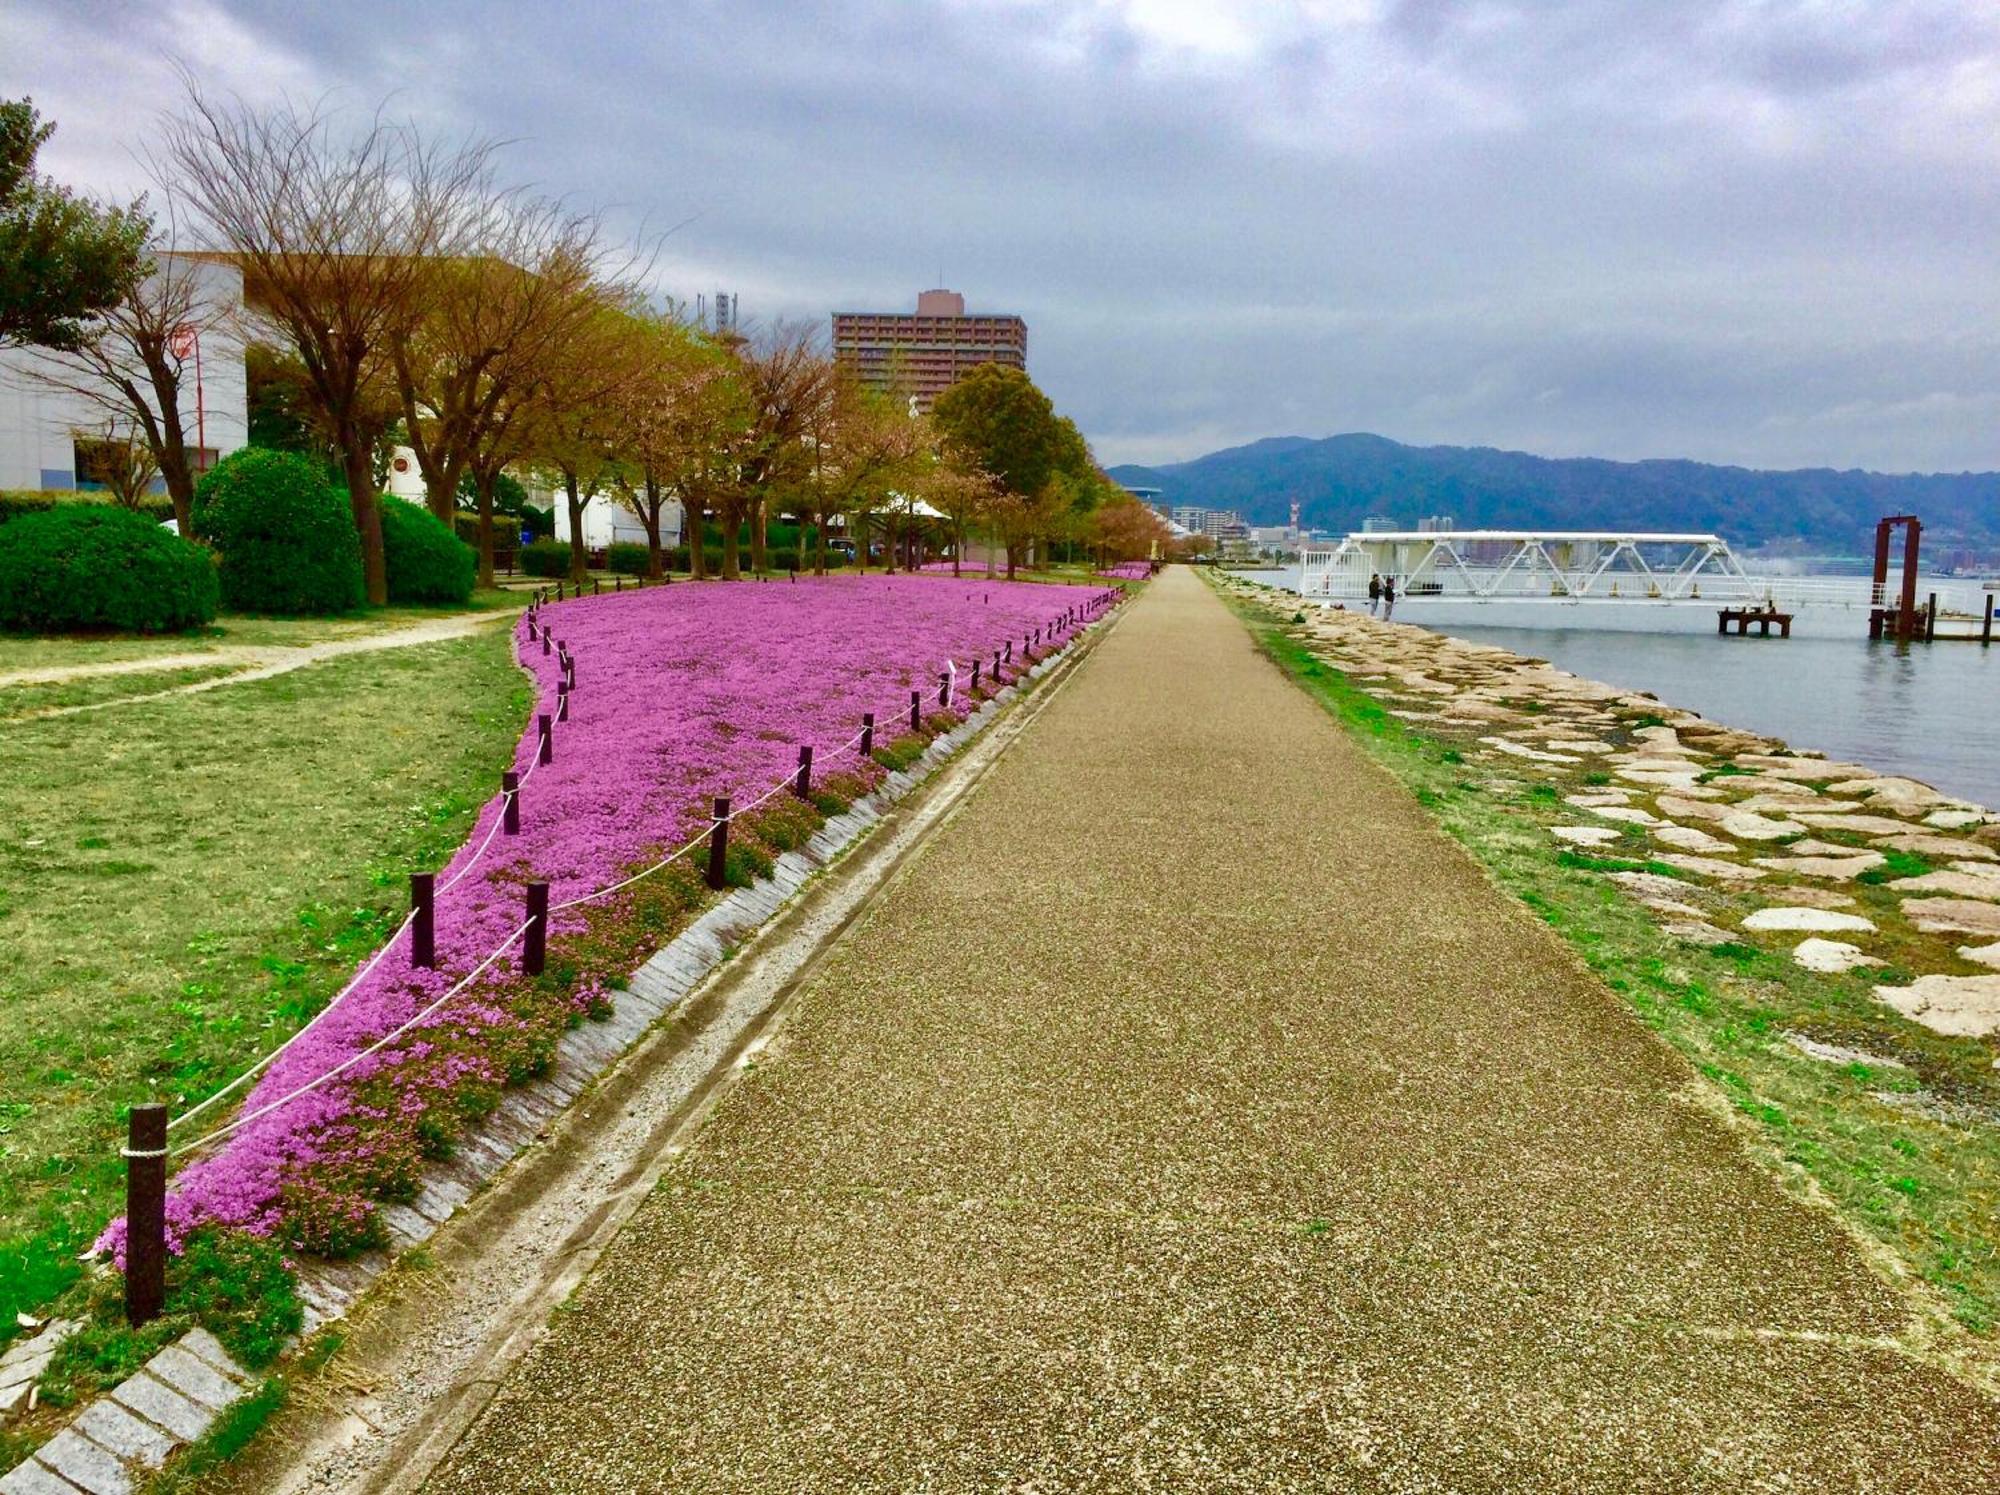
[0,99,149,349]
[931,363,1060,501]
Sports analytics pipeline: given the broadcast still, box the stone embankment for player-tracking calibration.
[1275,598,2000,1045]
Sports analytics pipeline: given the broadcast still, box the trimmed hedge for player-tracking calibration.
[0,490,177,529]
[381,497,475,603]
[519,539,571,578]
[0,505,218,633]
[605,542,650,576]
[192,450,364,615]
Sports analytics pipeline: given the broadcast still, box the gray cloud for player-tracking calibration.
[7,0,1997,473]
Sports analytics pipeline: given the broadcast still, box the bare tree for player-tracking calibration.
[23,205,228,533]
[390,193,619,525]
[611,313,731,579]
[161,84,493,603]
[795,373,926,576]
[735,320,833,575]
[69,417,161,507]
[530,292,651,582]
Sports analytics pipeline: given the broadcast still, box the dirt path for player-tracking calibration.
[420,567,1999,1492]
[0,612,514,716]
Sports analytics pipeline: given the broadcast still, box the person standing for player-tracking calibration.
[1367,573,1382,615]
[1382,574,1397,620]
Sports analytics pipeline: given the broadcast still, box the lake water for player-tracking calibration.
[1240,568,2000,811]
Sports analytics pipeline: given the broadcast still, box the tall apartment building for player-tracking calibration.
[831,289,1027,410]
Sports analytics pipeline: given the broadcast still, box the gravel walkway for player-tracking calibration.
[422,567,1998,1492]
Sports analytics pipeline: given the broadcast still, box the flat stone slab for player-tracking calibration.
[1550,825,1621,846]
[1926,809,1993,830]
[1565,791,1634,808]
[1718,811,1809,841]
[1794,812,1920,836]
[1786,1033,1903,1066]
[1656,853,1767,881]
[1766,886,1856,910]
[1652,823,1735,854]
[1742,907,1877,934]
[1590,806,1660,826]
[1655,794,1734,822]
[1888,871,2000,901]
[1960,941,2000,971]
[1793,938,1881,974]
[1751,852,1884,881]
[1826,776,1957,813]
[1874,974,2000,1038]
[1875,833,1998,861]
[1902,900,2000,938]
[1663,918,1736,947]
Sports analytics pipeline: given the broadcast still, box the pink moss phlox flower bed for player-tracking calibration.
[100,575,1116,1264]
[1100,561,1152,580]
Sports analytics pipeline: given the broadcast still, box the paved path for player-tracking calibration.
[424,568,1998,1492]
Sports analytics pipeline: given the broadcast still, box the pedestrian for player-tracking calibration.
[1367,573,1382,615]
[1382,574,1397,620]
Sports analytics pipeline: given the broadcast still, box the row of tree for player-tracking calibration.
[1,89,1169,601]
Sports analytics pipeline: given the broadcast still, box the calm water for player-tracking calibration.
[1240,569,2000,810]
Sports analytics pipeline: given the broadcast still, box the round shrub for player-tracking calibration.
[605,541,649,576]
[519,539,571,578]
[0,505,218,633]
[380,497,475,603]
[192,449,364,615]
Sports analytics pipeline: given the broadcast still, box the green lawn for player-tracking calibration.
[0,629,530,1340]
[1,666,248,721]
[0,591,524,677]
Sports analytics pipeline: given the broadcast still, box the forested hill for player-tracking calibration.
[1107,434,2000,552]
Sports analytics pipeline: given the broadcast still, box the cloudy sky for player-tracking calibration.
[7,0,1997,473]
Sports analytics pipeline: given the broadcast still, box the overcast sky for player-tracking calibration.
[6,0,1997,473]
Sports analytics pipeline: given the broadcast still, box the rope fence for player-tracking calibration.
[119,579,1126,1325]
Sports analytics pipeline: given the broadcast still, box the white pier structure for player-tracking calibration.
[1298,529,1987,615]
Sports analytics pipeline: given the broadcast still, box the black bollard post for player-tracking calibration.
[124,1104,168,1327]
[503,770,521,834]
[909,691,921,734]
[411,872,435,966]
[861,712,875,757]
[523,882,548,975]
[557,680,570,722]
[538,714,553,766]
[794,744,813,800]
[1004,642,1012,665]
[972,659,981,692]
[542,631,551,656]
[938,671,950,708]
[707,797,731,890]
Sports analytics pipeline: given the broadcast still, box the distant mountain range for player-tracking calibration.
[1107,434,2000,553]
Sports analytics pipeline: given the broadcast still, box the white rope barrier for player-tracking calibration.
[158,607,1111,1163]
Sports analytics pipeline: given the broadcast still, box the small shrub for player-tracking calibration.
[192,449,364,615]
[519,539,571,578]
[380,497,475,603]
[605,542,650,576]
[0,489,177,529]
[665,544,727,574]
[0,505,218,633]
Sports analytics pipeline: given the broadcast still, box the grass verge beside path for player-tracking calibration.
[1,666,247,719]
[1215,577,2000,1362]
[0,629,531,1341]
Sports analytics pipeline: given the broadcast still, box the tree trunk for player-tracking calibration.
[642,478,666,579]
[689,508,707,580]
[796,516,807,572]
[1006,543,1019,582]
[474,471,497,590]
[563,471,588,583]
[343,439,388,606]
[815,517,828,577]
[749,493,767,575]
[884,515,898,575]
[722,518,741,580]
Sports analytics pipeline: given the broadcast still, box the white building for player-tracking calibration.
[0,256,248,493]
[536,493,682,551]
